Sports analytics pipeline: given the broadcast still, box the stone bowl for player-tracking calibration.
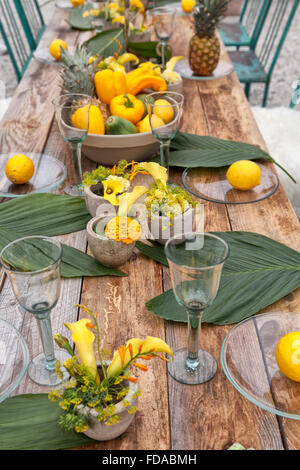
[148,207,195,245]
[86,215,136,267]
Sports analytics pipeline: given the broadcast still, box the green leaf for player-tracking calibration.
[0,394,94,450]
[0,194,126,278]
[0,193,90,237]
[85,27,125,57]
[144,232,300,325]
[136,241,168,266]
[161,132,296,183]
[129,41,172,60]
[68,3,95,30]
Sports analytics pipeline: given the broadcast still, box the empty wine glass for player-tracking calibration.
[0,236,70,386]
[145,91,184,178]
[151,7,176,70]
[164,232,229,385]
[52,93,91,197]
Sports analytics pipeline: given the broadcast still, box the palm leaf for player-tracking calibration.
[85,28,125,57]
[0,394,94,450]
[161,133,296,183]
[68,3,95,30]
[142,232,300,325]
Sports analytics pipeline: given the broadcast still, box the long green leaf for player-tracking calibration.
[85,28,125,57]
[0,193,90,236]
[163,133,296,183]
[143,232,300,325]
[68,3,96,30]
[0,394,94,450]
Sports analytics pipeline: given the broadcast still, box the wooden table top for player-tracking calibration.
[1,8,300,451]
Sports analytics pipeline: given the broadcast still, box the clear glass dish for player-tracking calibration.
[33,47,73,66]
[0,318,29,403]
[0,153,67,198]
[174,59,234,81]
[221,311,300,420]
[55,0,74,11]
[182,163,279,204]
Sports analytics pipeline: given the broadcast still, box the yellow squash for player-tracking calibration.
[94,69,127,105]
[127,74,167,96]
[110,93,145,124]
[72,102,105,135]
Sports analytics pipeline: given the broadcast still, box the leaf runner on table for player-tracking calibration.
[0,193,126,278]
[137,232,300,325]
[152,132,295,183]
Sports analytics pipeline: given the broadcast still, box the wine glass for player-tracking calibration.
[0,236,70,386]
[164,232,229,385]
[151,7,176,70]
[145,91,184,178]
[52,93,91,197]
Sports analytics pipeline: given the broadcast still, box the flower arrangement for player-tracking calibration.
[49,305,173,434]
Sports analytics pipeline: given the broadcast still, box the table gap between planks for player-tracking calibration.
[0,9,300,450]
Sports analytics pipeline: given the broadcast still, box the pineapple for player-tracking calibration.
[189,0,230,76]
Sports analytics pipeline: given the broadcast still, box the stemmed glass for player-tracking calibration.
[164,232,229,385]
[0,236,70,386]
[52,93,91,197]
[145,91,184,179]
[151,7,176,71]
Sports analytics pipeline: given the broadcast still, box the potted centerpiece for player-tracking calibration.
[50,305,173,441]
[137,162,199,245]
[86,185,148,267]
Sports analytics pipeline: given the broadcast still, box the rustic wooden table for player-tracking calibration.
[1,9,300,451]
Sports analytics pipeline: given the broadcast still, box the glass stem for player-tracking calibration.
[36,312,56,371]
[161,42,166,71]
[160,140,170,176]
[70,142,83,185]
[186,308,204,371]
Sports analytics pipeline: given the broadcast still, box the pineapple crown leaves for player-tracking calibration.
[193,0,231,37]
[59,45,98,97]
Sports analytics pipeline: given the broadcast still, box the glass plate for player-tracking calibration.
[33,47,73,66]
[0,318,29,403]
[174,59,234,81]
[55,0,74,11]
[182,163,279,204]
[154,2,193,16]
[221,312,300,420]
[0,153,67,198]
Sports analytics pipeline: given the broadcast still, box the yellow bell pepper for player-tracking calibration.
[127,74,167,96]
[126,62,157,82]
[94,69,127,105]
[110,93,145,124]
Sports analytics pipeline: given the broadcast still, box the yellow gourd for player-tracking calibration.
[94,69,127,105]
[72,102,105,135]
[127,74,167,96]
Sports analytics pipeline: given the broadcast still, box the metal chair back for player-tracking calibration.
[241,0,271,44]
[0,0,45,82]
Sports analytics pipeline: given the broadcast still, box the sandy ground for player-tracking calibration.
[0,0,299,108]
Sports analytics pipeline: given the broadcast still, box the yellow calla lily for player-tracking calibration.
[137,162,168,188]
[117,53,139,66]
[64,319,98,380]
[107,336,173,378]
[112,16,134,30]
[103,179,126,206]
[117,185,148,217]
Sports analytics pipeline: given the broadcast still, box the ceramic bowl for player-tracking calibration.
[83,131,159,166]
[148,207,195,245]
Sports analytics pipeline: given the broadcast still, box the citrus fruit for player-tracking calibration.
[275,332,300,382]
[71,0,85,6]
[181,0,196,13]
[153,99,174,124]
[5,154,35,184]
[226,160,261,191]
[49,39,68,60]
[137,115,165,133]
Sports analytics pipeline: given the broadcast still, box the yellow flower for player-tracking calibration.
[103,176,130,206]
[137,162,168,188]
[130,0,145,12]
[117,185,148,217]
[107,336,173,378]
[64,319,98,380]
[111,16,134,30]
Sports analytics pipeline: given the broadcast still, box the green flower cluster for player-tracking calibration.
[145,181,198,219]
[82,160,131,187]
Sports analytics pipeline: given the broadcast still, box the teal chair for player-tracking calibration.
[228,0,299,107]
[290,80,300,108]
[0,0,45,82]
[219,0,272,48]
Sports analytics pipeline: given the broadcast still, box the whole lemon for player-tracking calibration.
[49,39,68,60]
[226,160,261,191]
[181,0,196,13]
[5,154,35,185]
[71,0,85,7]
[153,99,174,124]
[275,332,300,382]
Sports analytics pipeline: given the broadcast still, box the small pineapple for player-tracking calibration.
[59,45,97,97]
[189,0,230,76]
